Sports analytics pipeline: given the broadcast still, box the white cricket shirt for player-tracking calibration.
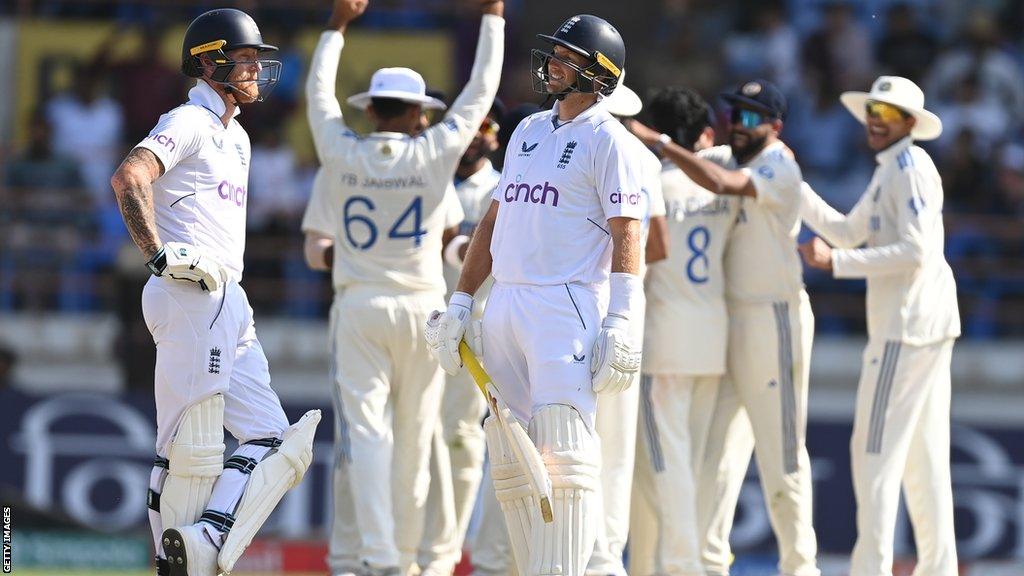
[136,81,251,281]
[709,141,806,303]
[644,154,738,375]
[489,99,646,286]
[443,160,500,296]
[801,137,960,345]
[633,138,666,277]
[302,16,503,294]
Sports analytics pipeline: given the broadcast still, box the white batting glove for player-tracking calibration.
[425,291,479,375]
[146,242,227,292]
[590,314,641,394]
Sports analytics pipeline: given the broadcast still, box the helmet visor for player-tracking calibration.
[530,49,616,97]
[211,58,281,102]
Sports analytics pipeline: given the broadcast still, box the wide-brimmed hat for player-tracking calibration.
[603,70,642,118]
[347,67,447,111]
[840,76,942,141]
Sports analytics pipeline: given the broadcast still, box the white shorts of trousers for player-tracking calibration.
[697,376,755,576]
[481,282,604,427]
[725,295,819,576]
[635,374,720,576]
[329,287,446,569]
[142,276,288,456]
[849,338,957,576]
[589,314,645,576]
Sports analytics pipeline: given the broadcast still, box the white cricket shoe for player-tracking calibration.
[162,525,220,576]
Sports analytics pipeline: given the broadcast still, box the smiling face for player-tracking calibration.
[544,45,590,94]
[864,100,916,151]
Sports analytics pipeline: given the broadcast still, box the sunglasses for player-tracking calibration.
[479,119,500,136]
[865,100,909,123]
[730,108,770,129]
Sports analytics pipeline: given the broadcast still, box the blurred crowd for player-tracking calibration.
[2,0,1024,337]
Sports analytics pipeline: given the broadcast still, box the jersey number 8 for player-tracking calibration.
[686,225,710,284]
[343,195,426,250]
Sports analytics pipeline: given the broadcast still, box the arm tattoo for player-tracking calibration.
[112,147,164,258]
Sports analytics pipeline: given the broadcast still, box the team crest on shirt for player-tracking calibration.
[235,143,247,166]
[557,141,577,169]
[380,142,393,157]
[208,347,222,374]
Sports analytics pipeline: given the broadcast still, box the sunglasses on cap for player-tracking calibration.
[730,107,773,129]
[865,100,910,123]
[479,118,500,136]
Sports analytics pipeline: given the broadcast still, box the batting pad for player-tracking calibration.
[162,394,225,531]
[218,409,321,573]
[484,416,534,576]
[529,404,600,576]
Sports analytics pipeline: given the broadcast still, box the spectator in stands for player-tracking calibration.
[995,143,1024,218]
[93,25,187,144]
[45,64,124,207]
[4,109,83,191]
[0,346,16,390]
[876,2,939,84]
[925,9,1024,126]
[940,129,994,214]
[932,73,1010,158]
[802,0,875,94]
[722,1,801,93]
[248,124,304,234]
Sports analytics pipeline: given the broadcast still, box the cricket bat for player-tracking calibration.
[459,340,554,523]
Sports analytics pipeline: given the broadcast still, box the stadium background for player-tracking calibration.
[1,0,1023,574]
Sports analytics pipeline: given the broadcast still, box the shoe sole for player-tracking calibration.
[162,528,190,576]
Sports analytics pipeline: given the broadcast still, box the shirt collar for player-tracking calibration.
[550,97,608,130]
[188,80,241,121]
[874,136,914,166]
[739,140,786,167]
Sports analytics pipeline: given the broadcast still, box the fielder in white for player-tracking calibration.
[798,76,960,576]
[628,86,755,576]
[110,9,319,576]
[427,14,644,576]
[301,0,503,574]
[587,75,667,576]
[631,79,819,576]
[419,101,506,576]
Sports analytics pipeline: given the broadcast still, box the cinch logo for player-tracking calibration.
[148,132,176,152]
[609,190,640,205]
[218,180,247,207]
[504,181,560,207]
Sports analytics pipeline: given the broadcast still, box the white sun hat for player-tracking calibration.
[346,67,447,111]
[840,75,942,141]
[603,70,642,118]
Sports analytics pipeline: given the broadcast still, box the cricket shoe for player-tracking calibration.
[163,525,221,576]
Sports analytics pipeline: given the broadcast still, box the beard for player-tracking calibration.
[729,130,769,163]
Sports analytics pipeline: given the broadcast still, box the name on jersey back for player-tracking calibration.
[666,196,731,221]
[338,172,426,189]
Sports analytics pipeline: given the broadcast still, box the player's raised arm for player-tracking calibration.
[306,0,368,162]
[427,0,505,163]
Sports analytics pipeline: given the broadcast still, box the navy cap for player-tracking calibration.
[720,79,787,119]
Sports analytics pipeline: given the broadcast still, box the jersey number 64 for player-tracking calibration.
[343,195,426,250]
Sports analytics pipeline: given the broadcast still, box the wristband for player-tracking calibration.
[652,133,672,155]
[443,235,470,269]
[449,290,474,312]
[607,272,643,322]
[145,246,167,276]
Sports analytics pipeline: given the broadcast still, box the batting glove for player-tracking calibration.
[146,242,227,292]
[590,314,641,394]
[425,291,480,375]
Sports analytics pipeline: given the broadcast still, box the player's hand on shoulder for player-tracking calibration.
[425,291,480,375]
[147,242,228,292]
[590,314,641,394]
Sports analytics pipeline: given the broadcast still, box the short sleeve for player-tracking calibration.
[136,109,203,174]
[301,168,336,236]
[744,150,802,209]
[597,128,646,221]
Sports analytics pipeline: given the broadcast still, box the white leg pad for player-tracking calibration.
[529,405,599,576]
[484,416,534,576]
[218,409,321,573]
[161,394,226,531]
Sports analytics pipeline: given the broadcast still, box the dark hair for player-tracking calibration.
[370,97,416,120]
[648,87,713,151]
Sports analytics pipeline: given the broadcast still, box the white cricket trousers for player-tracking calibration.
[849,338,957,576]
[142,275,288,457]
[718,294,819,576]
[634,374,720,576]
[329,286,446,570]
